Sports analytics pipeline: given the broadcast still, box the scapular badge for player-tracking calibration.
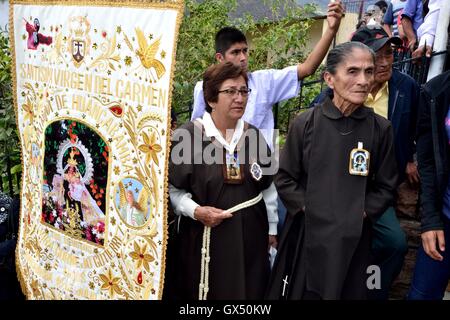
[250,162,263,181]
[223,150,244,184]
[349,142,370,176]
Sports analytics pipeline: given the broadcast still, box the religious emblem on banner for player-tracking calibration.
[68,16,91,68]
[11,0,184,300]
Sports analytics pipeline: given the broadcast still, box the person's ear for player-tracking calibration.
[215,53,225,63]
[208,101,217,112]
[323,71,335,90]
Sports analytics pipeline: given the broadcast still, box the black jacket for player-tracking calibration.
[0,196,23,300]
[416,70,450,232]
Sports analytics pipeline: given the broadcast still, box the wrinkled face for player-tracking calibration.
[374,43,394,84]
[208,76,249,122]
[325,48,375,106]
[217,42,248,72]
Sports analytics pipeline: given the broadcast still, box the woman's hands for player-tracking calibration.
[268,235,278,249]
[194,206,232,228]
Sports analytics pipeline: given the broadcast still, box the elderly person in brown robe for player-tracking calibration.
[165,62,278,300]
[266,42,398,300]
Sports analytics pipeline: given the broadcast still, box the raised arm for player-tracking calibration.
[297,0,343,80]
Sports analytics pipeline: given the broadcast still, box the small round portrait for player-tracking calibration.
[115,177,152,227]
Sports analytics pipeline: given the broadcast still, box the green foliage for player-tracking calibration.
[237,0,316,71]
[236,0,322,136]
[173,0,323,128]
[0,29,21,195]
[173,0,237,123]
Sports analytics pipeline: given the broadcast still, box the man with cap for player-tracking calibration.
[311,26,420,299]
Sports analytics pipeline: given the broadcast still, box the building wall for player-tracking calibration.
[334,12,359,44]
[314,12,359,64]
[304,19,326,53]
[0,0,8,32]
[320,12,359,45]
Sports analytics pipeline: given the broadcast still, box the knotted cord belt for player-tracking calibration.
[198,192,263,300]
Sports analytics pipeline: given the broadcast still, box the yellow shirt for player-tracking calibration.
[365,82,389,119]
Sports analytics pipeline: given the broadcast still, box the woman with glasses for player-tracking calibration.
[165,62,278,299]
[266,42,398,300]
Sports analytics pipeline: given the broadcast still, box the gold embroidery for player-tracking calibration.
[11,0,183,300]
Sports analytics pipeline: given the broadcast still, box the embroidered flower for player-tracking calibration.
[99,269,122,297]
[96,221,105,233]
[129,242,154,272]
[30,279,42,297]
[22,96,35,123]
[124,56,132,66]
[138,131,162,166]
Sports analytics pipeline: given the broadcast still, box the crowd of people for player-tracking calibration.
[358,0,444,59]
[164,0,450,300]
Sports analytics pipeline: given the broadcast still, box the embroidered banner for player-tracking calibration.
[10,0,183,299]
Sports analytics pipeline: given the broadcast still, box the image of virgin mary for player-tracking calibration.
[42,120,109,245]
[62,148,105,226]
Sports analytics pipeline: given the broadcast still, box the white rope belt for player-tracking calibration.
[198,192,263,300]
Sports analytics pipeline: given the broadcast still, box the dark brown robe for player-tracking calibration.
[266,97,398,300]
[165,121,273,300]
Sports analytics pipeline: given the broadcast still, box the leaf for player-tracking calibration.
[11,164,22,174]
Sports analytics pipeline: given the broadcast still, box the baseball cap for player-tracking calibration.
[351,25,402,52]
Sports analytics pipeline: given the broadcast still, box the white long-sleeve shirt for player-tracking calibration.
[169,112,279,235]
[190,66,301,151]
[417,0,441,47]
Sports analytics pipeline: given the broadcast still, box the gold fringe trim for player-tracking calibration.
[158,0,185,301]
[10,0,30,301]
[11,0,184,10]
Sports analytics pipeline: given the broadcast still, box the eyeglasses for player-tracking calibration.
[218,88,252,97]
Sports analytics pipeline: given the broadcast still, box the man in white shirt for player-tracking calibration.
[190,0,344,150]
[411,0,443,59]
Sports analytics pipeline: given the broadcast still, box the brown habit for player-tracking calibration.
[165,121,273,300]
[266,97,398,299]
